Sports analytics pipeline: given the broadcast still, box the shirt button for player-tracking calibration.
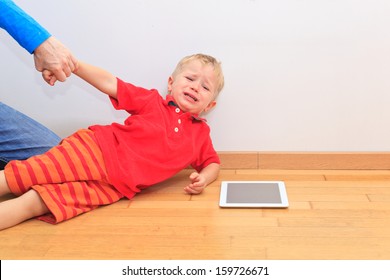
[175,108,180,113]
[178,119,182,124]
[174,127,179,132]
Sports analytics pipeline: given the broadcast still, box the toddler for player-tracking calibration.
[0,53,224,230]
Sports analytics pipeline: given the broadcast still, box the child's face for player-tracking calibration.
[168,60,217,115]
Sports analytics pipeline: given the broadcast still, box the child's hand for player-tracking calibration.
[42,69,58,86]
[184,172,207,195]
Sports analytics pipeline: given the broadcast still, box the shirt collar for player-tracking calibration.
[165,95,207,122]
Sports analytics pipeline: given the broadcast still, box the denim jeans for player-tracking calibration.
[0,102,61,169]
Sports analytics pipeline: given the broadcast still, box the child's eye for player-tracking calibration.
[185,76,193,81]
[203,85,210,91]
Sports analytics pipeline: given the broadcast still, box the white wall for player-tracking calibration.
[1,0,390,151]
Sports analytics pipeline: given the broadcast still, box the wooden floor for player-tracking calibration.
[1,168,390,260]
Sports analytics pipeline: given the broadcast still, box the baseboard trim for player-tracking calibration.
[218,152,390,170]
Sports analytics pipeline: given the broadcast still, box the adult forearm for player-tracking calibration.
[0,0,51,53]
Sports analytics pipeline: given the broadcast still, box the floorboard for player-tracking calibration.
[1,169,390,260]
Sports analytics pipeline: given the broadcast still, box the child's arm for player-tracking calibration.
[74,61,118,99]
[184,163,220,195]
[42,61,118,99]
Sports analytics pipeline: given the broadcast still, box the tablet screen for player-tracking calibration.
[219,181,289,208]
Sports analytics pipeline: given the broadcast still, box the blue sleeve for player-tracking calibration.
[0,0,51,53]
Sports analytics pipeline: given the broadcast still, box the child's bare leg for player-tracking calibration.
[0,170,11,197]
[0,189,49,230]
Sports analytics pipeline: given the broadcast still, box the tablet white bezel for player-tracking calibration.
[219,181,289,208]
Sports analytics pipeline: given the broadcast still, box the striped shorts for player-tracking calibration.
[4,129,123,224]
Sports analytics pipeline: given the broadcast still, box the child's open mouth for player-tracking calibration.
[184,93,198,102]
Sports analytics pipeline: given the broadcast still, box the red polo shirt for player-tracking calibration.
[89,78,220,199]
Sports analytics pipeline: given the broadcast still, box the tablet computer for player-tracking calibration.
[219,181,289,208]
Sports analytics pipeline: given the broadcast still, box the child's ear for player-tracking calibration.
[167,76,174,92]
[203,101,217,113]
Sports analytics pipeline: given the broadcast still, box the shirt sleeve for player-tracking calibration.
[110,78,160,114]
[0,0,51,53]
[191,127,220,172]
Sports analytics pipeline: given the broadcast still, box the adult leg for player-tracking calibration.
[0,102,61,169]
[0,189,49,230]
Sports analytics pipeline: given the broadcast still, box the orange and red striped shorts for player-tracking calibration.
[4,129,123,224]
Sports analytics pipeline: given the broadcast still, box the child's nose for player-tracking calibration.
[191,81,200,92]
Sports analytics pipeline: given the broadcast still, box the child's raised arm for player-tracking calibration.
[74,61,118,99]
[42,61,118,99]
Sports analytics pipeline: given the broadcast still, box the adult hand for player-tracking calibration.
[33,36,78,83]
[41,69,56,86]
